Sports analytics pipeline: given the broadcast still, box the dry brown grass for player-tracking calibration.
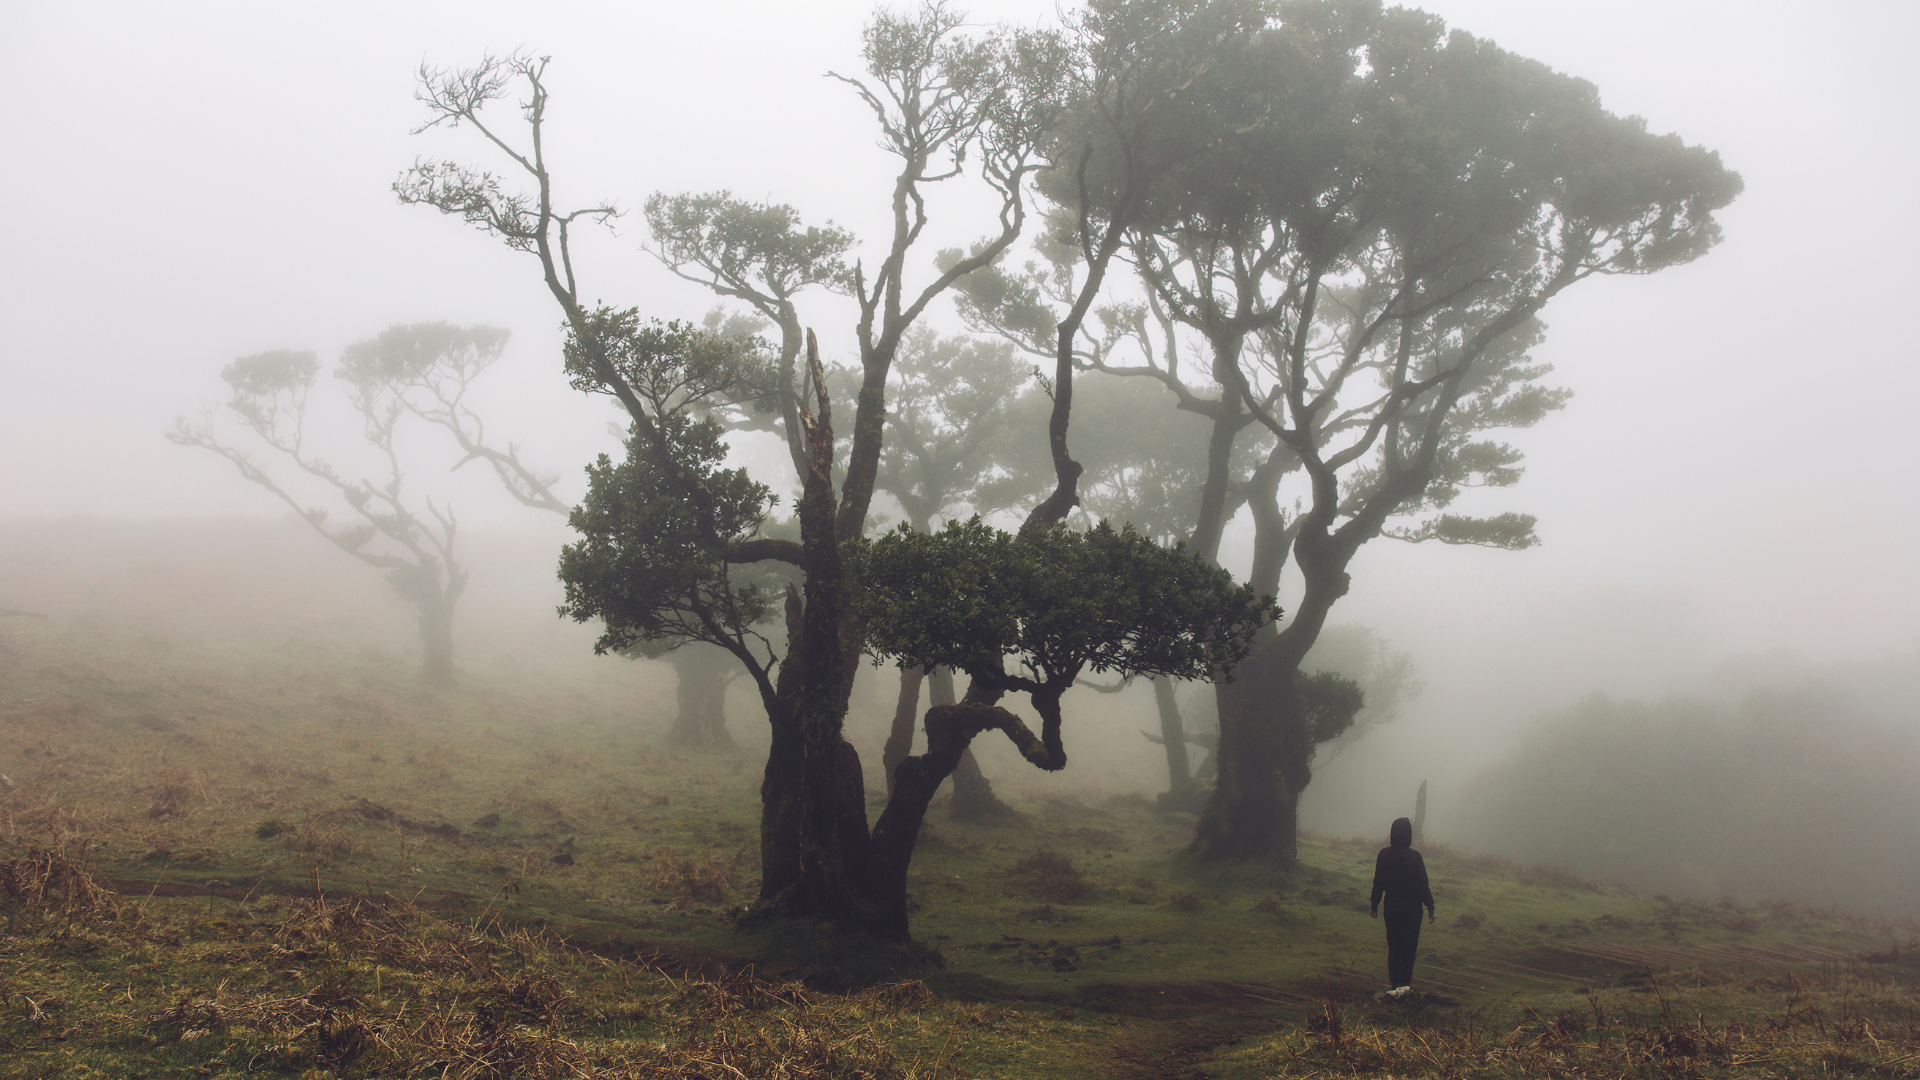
[1166,889,1207,913]
[244,755,334,785]
[1247,967,1920,1079]
[1011,849,1093,903]
[0,833,126,921]
[649,846,747,909]
[534,747,595,772]
[2,834,962,1079]
[293,820,356,861]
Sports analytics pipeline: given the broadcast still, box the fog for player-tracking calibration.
[3,1,1916,917]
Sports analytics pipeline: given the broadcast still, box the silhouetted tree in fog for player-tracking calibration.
[961,0,1741,865]
[171,343,473,684]
[1140,622,1421,809]
[338,323,568,516]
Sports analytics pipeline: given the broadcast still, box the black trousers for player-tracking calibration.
[1383,902,1424,988]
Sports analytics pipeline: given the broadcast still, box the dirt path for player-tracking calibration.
[1065,981,1303,1080]
[1092,1011,1278,1080]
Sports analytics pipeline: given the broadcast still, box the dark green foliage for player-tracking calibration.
[554,305,792,662]
[851,517,1277,687]
[557,413,775,656]
[561,305,776,415]
[1293,670,1365,745]
[644,192,855,298]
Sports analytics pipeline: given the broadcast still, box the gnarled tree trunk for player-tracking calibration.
[935,667,1017,821]
[870,680,1060,937]
[750,348,876,926]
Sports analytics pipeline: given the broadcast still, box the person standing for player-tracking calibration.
[1369,816,1436,995]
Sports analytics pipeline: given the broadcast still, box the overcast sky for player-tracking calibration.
[3,0,1915,733]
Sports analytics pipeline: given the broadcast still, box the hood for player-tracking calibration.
[1389,817,1413,848]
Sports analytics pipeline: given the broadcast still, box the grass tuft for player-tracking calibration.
[1011,849,1093,902]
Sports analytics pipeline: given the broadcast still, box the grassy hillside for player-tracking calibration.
[2,614,1916,1078]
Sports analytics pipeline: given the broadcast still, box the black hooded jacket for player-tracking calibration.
[1369,817,1434,915]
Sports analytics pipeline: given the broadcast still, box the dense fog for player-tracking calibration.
[3,0,1916,929]
[7,513,1915,923]
[1449,660,1920,920]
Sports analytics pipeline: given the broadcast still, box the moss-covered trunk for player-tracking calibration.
[753,341,874,926]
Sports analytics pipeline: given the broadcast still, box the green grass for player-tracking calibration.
[2,615,1916,1078]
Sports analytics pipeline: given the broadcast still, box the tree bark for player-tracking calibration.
[868,707,992,936]
[1188,382,1244,565]
[937,667,1018,821]
[758,698,804,903]
[868,673,1058,936]
[1191,540,1351,864]
[753,335,874,925]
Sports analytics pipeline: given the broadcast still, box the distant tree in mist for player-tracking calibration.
[1449,673,1920,919]
[337,323,567,515]
[171,338,470,685]
[1298,625,1423,764]
[1141,622,1422,809]
[958,0,1741,865]
[171,322,568,686]
[350,318,751,750]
